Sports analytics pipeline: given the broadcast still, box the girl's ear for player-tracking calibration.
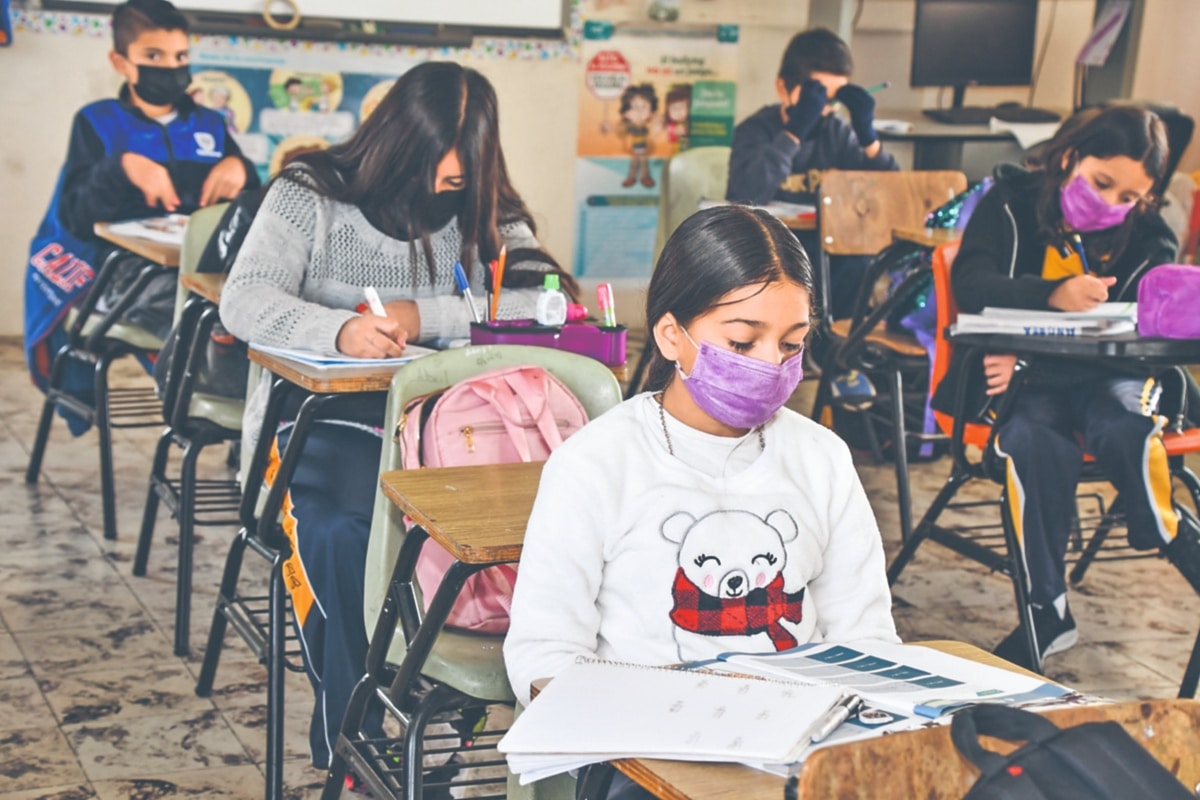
[1060,149,1076,173]
[653,312,684,363]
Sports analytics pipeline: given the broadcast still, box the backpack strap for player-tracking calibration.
[502,367,568,450]
[950,704,1061,776]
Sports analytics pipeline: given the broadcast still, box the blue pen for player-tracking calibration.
[452,262,482,323]
[1071,234,1092,275]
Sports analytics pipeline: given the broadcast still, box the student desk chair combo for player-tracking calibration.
[887,241,1200,688]
[131,204,248,659]
[318,347,623,800]
[808,170,967,543]
[26,221,181,542]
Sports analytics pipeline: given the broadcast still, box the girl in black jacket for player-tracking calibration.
[946,106,1200,670]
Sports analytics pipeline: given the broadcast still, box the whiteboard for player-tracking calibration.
[50,0,566,33]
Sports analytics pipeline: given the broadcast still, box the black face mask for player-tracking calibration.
[133,64,192,107]
[424,190,465,231]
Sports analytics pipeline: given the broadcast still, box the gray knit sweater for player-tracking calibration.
[221,171,549,449]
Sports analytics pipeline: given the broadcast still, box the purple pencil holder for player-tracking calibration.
[469,320,628,367]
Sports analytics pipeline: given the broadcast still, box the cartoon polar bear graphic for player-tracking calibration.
[662,508,806,661]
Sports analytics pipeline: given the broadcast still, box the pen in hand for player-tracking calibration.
[363,286,388,317]
[453,262,482,324]
[1071,234,1092,275]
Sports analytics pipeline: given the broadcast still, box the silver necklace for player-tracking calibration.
[654,392,765,457]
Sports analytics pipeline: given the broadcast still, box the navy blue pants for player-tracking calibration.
[272,423,384,769]
[994,377,1178,610]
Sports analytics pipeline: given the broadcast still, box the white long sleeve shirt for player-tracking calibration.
[504,394,899,706]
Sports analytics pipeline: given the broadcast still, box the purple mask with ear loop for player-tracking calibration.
[676,329,805,430]
[1060,174,1136,232]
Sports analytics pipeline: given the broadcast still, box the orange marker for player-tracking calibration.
[492,245,508,319]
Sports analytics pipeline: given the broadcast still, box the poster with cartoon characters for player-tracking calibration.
[574,20,738,278]
[187,47,415,185]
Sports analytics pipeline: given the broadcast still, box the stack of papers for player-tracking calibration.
[500,643,1072,783]
[698,199,816,222]
[106,214,190,245]
[500,658,846,783]
[952,303,1137,337]
[250,343,436,371]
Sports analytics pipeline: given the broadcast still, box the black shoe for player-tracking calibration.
[1164,505,1200,596]
[993,604,1078,671]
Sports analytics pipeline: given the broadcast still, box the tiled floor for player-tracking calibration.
[0,337,1197,798]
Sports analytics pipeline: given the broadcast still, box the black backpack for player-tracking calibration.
[154,187,266,401]
[952,704,1194,799]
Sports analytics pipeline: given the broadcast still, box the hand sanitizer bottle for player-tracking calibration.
[535,273,568,326]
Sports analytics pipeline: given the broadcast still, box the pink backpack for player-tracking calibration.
[400,365,589,633]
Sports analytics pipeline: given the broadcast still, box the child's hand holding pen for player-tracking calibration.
[336,286,408,358]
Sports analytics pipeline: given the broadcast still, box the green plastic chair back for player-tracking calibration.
[653,146,731,262]
[173,203,228,325]
[363,345,622,703]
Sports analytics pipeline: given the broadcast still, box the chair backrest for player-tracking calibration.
[929,240,991,450]
[363,345,624,664]
[174,203,229,325]
[818,171,968,257]
[653,146,732,261]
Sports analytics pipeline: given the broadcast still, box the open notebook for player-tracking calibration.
[499,657,847,784]
[249,342,436,371]
[952,303,1138,338]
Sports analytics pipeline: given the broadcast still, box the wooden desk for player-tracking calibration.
[378,461,542,565]
[783,214,816,232]
[180,272,226,305]
[609,642,1200,800]
[248,348,406,394]
[892,226,962,249]
[93,221,182,267]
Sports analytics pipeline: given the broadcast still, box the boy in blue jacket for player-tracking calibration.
[26,0,258,420]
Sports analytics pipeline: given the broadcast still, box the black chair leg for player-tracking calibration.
[809,369,834,427]
[1000,486,1043,675]
[1069,496,1124,585]
[321,675,378,800]
[624,345,651,400]
[1179,627,1200,699]
[94,353,119,541]
[196,526,249,697]
[888,467,972,585]
[889,369,914,544]
[26,348,70,484]
[265,556,287,800]
[173,437,203,657]
[134,427,173,577]
[405,683,457,800]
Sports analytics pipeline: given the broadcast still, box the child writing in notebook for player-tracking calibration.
[220,61,574,773]
[937,106,1200,669]
[505,204,898,718]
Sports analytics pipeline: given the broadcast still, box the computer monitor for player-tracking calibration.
[911,0,1051,125]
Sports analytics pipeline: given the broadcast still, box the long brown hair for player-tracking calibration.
[1031,106,1169,265]
[281,61,567,291]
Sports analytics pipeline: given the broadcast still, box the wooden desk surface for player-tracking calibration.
[93,222,182,267]
[379,461,543,564]
[180,272,226,305]
[892,226,963,248]
[783,215,816,232]
[248,348,406,394]
[874,108,1066,142]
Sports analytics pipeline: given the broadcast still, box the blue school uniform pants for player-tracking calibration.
[994,376,1179,611]
[269,423,383,769]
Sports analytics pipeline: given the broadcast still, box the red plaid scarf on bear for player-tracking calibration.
[668,567,804,650]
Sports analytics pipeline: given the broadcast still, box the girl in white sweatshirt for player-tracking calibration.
[505,205,899,732]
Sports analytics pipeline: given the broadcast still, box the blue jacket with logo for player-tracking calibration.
[26,86,259,399]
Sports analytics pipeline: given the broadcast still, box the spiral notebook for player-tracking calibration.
[499,657,846,784]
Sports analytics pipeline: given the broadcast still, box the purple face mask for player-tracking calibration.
[1060,174,1136,233]
[676,329,805,429]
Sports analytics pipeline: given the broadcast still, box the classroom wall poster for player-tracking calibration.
[187,46,419,184]
[574,21,738,278]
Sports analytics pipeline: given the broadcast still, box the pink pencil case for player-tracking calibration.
[470,320,627,367]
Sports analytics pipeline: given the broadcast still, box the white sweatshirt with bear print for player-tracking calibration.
[504,393,899,706]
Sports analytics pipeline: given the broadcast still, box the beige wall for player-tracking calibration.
[3,0,1196,337]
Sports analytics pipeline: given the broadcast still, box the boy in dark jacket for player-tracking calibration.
[726,28,896,324]
[25,0,258,417]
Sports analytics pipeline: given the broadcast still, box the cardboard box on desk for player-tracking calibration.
[470,320,627,367]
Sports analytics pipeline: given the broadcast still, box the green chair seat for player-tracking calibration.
[421,630,515,704]
[187,392,244,431]
[67,308,163,351]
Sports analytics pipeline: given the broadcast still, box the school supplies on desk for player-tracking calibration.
[499,657,849,784]
[362,286,387,317]
[952,303,1137,337]
[451,262,482,323]
[105,214,190,245]
[250,342,436,371]
[470,320,627,367]
[597,283,617,327]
